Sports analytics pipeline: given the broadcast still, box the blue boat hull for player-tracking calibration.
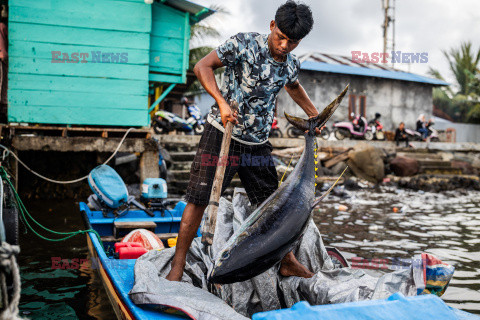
[80,202,480,320]
[80,202,191,319]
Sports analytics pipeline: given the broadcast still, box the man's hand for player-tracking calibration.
[307,114,322,135]
[219,100,238,127]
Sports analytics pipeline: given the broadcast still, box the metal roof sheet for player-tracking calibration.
[299,52,449,86]
[163,0,215,23]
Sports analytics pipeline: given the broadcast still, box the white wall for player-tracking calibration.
[276,71,434,132]
[434,118,480,143]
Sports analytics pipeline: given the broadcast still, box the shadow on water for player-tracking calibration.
[16,188,480,318]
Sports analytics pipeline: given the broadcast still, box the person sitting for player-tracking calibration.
[395,122,409,147]
[416,114,429,140]
[352,113,365,132]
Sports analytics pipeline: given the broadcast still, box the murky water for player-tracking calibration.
[314,187,480,315]
[17,188,480,318]
[18,201,116,320]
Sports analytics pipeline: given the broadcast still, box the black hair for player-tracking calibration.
[275,1,313,40]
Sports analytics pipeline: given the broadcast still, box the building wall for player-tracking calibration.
[8,0,152,126]
[434,120,480,143]
[149,2,190,84]
[276,71,434,132]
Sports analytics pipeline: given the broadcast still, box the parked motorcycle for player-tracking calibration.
[368,113,385,140]
[270,117,283,138]
[287,124,330,140]
[333,115,373,140]
[152,97,205,135]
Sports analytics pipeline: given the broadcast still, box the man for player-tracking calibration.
[167,1,318,281]
[416,114,430,140]
[395,122,409,147]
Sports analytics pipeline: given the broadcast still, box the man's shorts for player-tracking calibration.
[185,122,278,206]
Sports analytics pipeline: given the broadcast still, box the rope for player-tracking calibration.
[0,242,23,320]
[279,155,294,185]
[0,127,135,184]
[0,167,102,244]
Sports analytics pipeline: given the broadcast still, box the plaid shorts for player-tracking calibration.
[185,122,278,206]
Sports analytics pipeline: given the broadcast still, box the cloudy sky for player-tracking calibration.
[193,0,480,86]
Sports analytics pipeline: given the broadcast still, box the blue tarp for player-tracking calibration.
[252,292,480,320]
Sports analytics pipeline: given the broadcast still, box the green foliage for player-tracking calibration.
[187,4,228,93]
[442,42,480,96]
[430,42,480,124]
[466,103,480,123]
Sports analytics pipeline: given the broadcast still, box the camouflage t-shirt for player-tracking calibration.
[208,32,300,144]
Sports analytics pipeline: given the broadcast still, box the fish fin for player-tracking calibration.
[311,165,349,209]
[310,84,349,129]
[284,112,309,131]
[284,85,349,132]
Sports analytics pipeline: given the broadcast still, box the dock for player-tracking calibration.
[1,124,159,198]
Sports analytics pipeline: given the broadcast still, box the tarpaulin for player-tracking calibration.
[129,188,454,319]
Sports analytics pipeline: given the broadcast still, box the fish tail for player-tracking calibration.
[284,84,349,132]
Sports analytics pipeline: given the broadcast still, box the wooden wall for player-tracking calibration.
[8,0,152,126]
[149,2,190,84]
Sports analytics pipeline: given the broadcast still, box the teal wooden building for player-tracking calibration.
[7,0,213,127]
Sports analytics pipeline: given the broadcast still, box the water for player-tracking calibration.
[18,201,116,320]
[17,188,480,318]
[314,187,480,314]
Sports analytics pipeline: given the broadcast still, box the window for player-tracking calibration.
[348,94,356,120]
[359,96,366,117]
[348,94,367,119]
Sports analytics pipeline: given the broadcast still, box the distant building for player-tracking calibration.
[276,52,449,131]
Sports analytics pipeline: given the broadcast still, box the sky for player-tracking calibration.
[193,0,480,86]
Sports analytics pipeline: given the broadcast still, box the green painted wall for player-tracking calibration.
[7,0,192,127]
[149,2,190,84]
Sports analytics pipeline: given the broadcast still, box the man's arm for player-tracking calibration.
[284,80,318,118]
[193,50,237,127]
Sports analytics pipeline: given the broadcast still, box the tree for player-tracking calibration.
[428,42,480,123]
[187,5,228,93]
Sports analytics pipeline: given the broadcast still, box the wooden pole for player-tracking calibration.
[201,102,237,246]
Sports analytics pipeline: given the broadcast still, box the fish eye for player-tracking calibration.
[221,251,230,260]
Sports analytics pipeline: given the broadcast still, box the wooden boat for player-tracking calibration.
[79,201,193,320]
[80,200,477,320]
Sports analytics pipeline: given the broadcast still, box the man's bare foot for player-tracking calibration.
[279,252,314,278]
[165,260,185,281]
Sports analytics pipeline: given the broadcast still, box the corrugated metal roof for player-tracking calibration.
[163,0,215,23]
[299,52,449,86]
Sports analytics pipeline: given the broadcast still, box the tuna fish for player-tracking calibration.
[207,85,349,284]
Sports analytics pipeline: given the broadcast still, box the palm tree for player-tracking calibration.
[428,42,480,123]
[428,42,480,96]
[187,5,228,93]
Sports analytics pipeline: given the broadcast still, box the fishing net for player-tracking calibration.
[129,188,454,320]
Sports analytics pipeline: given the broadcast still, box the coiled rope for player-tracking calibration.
[0,242,22,320]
